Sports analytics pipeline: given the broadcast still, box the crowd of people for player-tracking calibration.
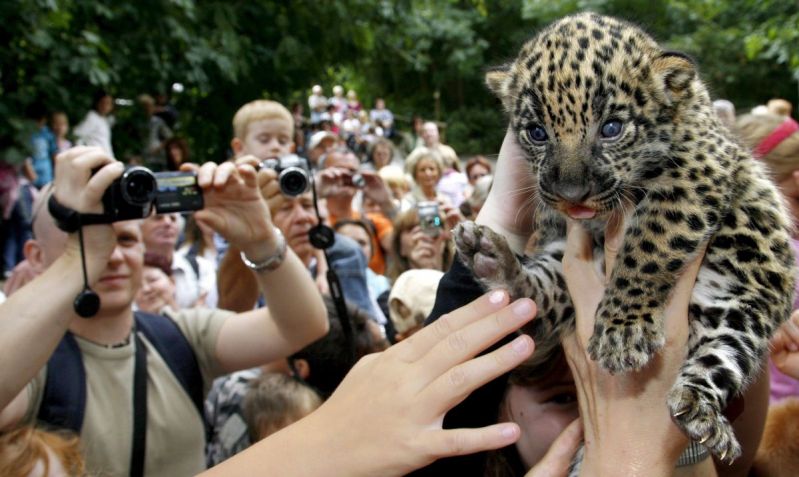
[0,85,797,476]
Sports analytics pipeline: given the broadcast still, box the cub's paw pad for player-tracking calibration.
[453,222,517,283]
[668,385,742,464]
[587,306,663,373]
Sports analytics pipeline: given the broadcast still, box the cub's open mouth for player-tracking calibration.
[564,204,597,219]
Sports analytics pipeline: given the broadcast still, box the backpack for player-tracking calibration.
[36,311,204,433]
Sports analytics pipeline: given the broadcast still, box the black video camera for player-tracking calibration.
[260,154,311,197]
[98,166,204,222]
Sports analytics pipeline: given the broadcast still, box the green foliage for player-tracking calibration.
[0,0,797,164]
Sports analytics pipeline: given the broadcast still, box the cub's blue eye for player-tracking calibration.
[527,125,548,143]
[600,120,623,138]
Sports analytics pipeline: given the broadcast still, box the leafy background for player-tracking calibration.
[1,0,797,163]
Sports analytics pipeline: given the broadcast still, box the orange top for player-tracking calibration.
[328,210,392,275]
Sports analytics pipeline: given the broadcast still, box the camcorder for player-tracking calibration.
[97,166,204,222]
[417,201,443,237]
[260,154,312,197]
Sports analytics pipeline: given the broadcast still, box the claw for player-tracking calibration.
[698,434,709,445]
[719,449,728,463]
[672,407,689,418]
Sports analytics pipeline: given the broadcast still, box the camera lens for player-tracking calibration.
[279,168,309,196]
[121,167,157,205]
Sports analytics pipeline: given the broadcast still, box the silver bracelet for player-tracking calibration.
[239,228,287,272]
[676,440,710,467]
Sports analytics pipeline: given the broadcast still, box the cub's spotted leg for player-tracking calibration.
[453,221,574,343]
[666,304,770,463]
[587,188,717,373]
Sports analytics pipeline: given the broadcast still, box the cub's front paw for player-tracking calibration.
[668,384,741,464]
[454,221,520,290]
[587,300,664,373]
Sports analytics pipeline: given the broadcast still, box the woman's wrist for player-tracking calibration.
[474,207,532,255]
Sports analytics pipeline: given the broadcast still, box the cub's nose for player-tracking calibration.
[553,181,592,203]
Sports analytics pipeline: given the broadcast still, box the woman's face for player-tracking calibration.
[337,223,372,262]
[414,158,440,192]
[135,265,176,313]
[168,144,183,165]
[468,164,490,185]
[501,372,578,469]
[373,145,391,169]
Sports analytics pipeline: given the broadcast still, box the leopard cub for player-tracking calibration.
[456,12,796,463]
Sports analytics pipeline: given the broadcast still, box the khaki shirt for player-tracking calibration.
[24,307,231,477]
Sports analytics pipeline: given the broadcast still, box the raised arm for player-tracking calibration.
[0,147,122,415]
[182,161,328,373]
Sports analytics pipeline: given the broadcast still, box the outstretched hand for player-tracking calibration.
[205,290,538,477]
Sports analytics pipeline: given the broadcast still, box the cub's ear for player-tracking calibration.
[485,63,515,111]
[651,51,696,106]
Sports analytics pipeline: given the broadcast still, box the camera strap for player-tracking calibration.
[130,331,148,477]
[47,195,112,233]
[308,169,356,364]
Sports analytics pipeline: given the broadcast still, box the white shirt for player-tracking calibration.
[73,110,115,157]
[172,252,218,309]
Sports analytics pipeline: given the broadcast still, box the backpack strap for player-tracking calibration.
[37,332,86,433]
[134,311,204,418]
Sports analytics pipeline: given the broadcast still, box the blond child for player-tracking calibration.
[231,100,295,160]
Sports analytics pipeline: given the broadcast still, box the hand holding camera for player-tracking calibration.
[183,161,280,261]
[53,146,125,216]
[316,167,364,198]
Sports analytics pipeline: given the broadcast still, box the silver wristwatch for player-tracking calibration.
[239,228,287,272]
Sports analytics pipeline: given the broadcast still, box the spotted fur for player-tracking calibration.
[455,13,796,463]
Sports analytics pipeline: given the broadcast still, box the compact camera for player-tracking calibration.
[260,154,311,197]
[98,166,204,222]
[417,201,443,237]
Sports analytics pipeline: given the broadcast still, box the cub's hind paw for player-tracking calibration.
[587,306,663,373]
[668,385,742,464]
[453,222,521,289]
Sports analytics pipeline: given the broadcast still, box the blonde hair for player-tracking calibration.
[242,373,322,442]
[736,113,799,180]
[405,147,444,178]
[0,427,85,477]
[378,165,410,193]
[232,100,293,140]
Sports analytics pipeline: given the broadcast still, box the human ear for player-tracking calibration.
[231,137,244,157]
[23,240,47,273]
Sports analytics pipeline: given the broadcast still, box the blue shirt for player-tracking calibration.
[30,126,57,188]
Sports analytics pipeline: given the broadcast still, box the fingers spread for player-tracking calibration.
[420,298,536,382]
[389,290,510,363]
[422,334,534,414]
